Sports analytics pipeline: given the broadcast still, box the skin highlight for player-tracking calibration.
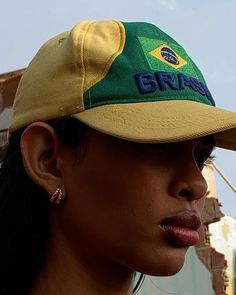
[19,122,215,295]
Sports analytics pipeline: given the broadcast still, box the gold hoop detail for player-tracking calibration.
[50,188,64,204]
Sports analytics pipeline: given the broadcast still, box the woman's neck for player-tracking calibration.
[29,233,135,295]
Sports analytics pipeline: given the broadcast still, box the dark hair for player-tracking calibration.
[0,117,144,294]
[0,118,88,294]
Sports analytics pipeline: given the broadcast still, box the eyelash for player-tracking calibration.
[195,154,215,170]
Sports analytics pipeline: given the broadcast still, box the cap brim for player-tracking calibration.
[71,100,236,150]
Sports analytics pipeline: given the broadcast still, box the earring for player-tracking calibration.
[50,187,65,204]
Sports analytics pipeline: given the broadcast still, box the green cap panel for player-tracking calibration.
[84,22,215,109]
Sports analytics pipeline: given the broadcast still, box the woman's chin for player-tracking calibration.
[131,247,187,277]
[144,261,185,277]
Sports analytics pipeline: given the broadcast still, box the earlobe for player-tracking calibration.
[20,122,65,197]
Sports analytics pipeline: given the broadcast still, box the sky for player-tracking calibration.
[1,0,236,215]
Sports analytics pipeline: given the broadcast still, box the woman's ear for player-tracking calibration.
[20,122,66,197]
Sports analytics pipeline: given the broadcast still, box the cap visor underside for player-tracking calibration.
[72,100,236,151]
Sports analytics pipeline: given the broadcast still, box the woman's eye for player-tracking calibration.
[195,153,215,170]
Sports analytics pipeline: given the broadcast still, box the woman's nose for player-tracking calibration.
[168,161,208,201]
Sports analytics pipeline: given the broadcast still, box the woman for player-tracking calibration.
[1,20,236,295]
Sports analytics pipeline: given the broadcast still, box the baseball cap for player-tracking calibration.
[8,20,236,150]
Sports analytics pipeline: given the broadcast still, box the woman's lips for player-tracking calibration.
[159,211,202,247]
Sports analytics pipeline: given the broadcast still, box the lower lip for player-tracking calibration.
[160,225,199,247]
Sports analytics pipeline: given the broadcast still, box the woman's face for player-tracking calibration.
[56,129,214,276]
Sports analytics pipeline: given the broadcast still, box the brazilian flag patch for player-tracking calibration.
[149,44,187,69]
[138,37,188,71]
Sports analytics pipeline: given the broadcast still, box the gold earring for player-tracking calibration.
[50,187,65,204]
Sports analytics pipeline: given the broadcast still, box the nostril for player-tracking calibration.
[169,178,207,201]
[179,188,194,198]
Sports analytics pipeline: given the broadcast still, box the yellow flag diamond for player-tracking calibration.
[149,44,187,69]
